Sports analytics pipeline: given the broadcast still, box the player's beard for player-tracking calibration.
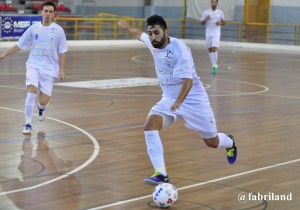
[151,33,167,49]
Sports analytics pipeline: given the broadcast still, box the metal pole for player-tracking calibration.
[180,0,187,39]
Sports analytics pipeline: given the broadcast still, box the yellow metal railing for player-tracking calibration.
[54,17,300,45]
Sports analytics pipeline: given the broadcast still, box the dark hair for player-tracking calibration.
[147,15,168,30]
[42,1,56,11]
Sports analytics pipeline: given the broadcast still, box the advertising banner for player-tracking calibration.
[1,15,42,40]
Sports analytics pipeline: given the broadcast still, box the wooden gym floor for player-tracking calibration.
[0,41,299,210]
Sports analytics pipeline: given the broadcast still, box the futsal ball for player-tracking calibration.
[153,183,178,208]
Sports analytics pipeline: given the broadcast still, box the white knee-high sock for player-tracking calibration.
[144,130,167,176]
[209,52,213,65]
[211,52,218,65]
[25,92,36,124]
[217,133,233,148]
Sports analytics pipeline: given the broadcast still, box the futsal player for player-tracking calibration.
[0,1,67,134]
[118,15,237,186]
[201,0,225,74]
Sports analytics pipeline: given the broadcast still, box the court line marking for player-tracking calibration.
[1,75,300,100]
[87,158,300,210]
[55,77,159,89]
[0,106,100,196]
[0,79,267,97]
[205,79,269,96]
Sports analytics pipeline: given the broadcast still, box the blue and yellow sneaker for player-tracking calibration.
[226,135,237,164]
[144,170,169,186]
[212,64,218,75]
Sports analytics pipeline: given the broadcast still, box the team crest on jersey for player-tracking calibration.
[165,50,173,59]
[35,34,38,40]
[164,50,175,68]
[51,28,57,35]
[50,28,57,40]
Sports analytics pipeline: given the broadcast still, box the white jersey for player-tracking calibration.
[141,32,210,105]
[17,22,68,78]
[201,9,224,37]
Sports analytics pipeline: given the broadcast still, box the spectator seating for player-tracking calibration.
[24,0,58,10]
[0,2,18,13]
[57,4,71,13]
[0,0,71,15]
[31,1,71,14]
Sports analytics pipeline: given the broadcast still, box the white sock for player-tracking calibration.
[144,130,167,176]
[25,92,36,124]
[211,52,218,66]
[217,133,233,148]
[209,52,213,65]
[37,102,48,110]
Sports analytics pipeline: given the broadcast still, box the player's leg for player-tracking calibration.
[37,76,55,121]
[203,134,237,164]
[23,85,38,134]
[143,99,176,185]
[23,68,39,134]
[208,48,213,64]
[181,103,237,164]
[211,36,220,74]
[206,36,214,66]
[37,92,50,121]
[210,47,218,65]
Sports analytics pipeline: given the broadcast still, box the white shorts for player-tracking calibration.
[205,36,220,48]
[26,66,56,96]
[148,97,218,139]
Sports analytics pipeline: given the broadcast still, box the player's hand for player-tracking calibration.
[170,101,181,111]
[0,53,5,60]
[118,20,128,29]
[59,71,66,81]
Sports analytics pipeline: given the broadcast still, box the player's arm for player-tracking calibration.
[0,45,21,60]
[201,16,211,25]
[59,53,66,80]
[217,19,225,26]
[118,19,143,40]
[217,12,226,26]
[201,11,210,25]
[170,78,193,111]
